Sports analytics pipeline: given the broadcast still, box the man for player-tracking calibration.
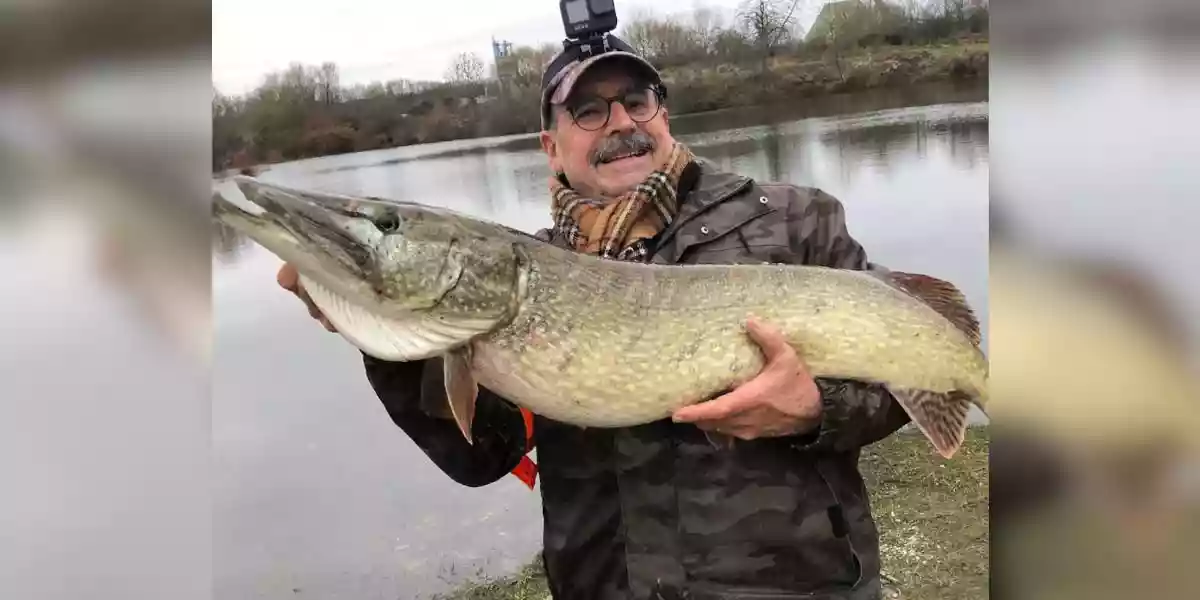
[278,36,910,600]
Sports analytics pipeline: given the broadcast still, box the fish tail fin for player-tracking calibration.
[885,272,981,347]
[887,386,975,459]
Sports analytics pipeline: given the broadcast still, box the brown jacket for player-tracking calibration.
[362,158,911,599]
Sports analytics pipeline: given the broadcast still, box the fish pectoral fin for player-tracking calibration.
[887,386,973,459]
[442,347,478,445]
[885,272,981,347]
[703,430,737,451]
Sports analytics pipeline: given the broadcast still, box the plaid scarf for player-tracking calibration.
[549,142,695,262]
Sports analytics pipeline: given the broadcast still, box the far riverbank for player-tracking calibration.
[213,41,988,173]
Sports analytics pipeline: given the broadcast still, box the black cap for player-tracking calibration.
[539,34,663,129]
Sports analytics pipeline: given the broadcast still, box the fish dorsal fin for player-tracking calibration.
[886,272,981,347]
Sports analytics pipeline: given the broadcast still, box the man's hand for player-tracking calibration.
[277,263,338,333]
[672,317,822,440]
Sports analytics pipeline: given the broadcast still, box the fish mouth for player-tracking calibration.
[212,176,381,302]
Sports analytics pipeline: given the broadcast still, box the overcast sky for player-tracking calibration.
[212,0,830,95]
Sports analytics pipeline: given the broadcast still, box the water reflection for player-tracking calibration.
[212,95,989,599]
[815,113,989,182]
[217,100,988,244]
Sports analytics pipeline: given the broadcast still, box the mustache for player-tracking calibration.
[590,131,656,165]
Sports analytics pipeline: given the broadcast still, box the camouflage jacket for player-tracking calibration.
[361,159,911,600]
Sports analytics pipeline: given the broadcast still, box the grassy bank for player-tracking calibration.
[865,427,989,600]
[663,41,988,115]
[437,428,990,600]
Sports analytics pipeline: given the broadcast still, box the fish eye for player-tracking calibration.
[375,213,401,233]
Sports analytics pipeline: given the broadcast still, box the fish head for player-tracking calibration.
[369,198,530,319]
[213,177,527,321]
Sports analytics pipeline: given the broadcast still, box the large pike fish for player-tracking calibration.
[213,177,988,458]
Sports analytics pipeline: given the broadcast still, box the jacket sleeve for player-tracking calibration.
[361,353,530,487]
[780,186,912,451]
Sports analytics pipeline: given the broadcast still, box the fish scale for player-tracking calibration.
[213,176,989,458]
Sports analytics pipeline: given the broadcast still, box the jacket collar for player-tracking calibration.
[650,157,753,254]
[681,157,753,209]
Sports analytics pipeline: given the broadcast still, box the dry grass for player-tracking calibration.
[865,428,989,600]
[439,428,989,600]
[432,560,549,600]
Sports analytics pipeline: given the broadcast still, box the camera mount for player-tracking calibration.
[559,0,619,56]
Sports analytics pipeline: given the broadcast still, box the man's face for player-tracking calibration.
[539,61,676,199]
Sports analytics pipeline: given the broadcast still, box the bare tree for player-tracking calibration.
[823,1,860,81]
[736,0,806,73]
[690,4,727,55]
[942,0,968,25]
[317,62,340,105]
[816,0,898,81]
[621,11,670,61]
[446,52,484,84]
[620,7,660,58]
[619,10,705,67]
[899,0,924,23]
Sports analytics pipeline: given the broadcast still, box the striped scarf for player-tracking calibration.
[550,142,695,261]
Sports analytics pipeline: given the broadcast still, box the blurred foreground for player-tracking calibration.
[989,1,1200,598]
[1,2,212,599]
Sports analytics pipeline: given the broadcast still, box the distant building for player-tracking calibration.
[805,0,905,44]
[491,37,517,95]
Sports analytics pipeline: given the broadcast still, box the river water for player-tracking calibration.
[212,83,989,599]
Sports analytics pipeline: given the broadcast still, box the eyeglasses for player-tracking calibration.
[563,85,664,131]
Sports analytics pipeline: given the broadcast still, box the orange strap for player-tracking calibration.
[508,407,538,489]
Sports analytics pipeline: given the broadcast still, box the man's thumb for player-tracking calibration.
[745,316,793,359]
